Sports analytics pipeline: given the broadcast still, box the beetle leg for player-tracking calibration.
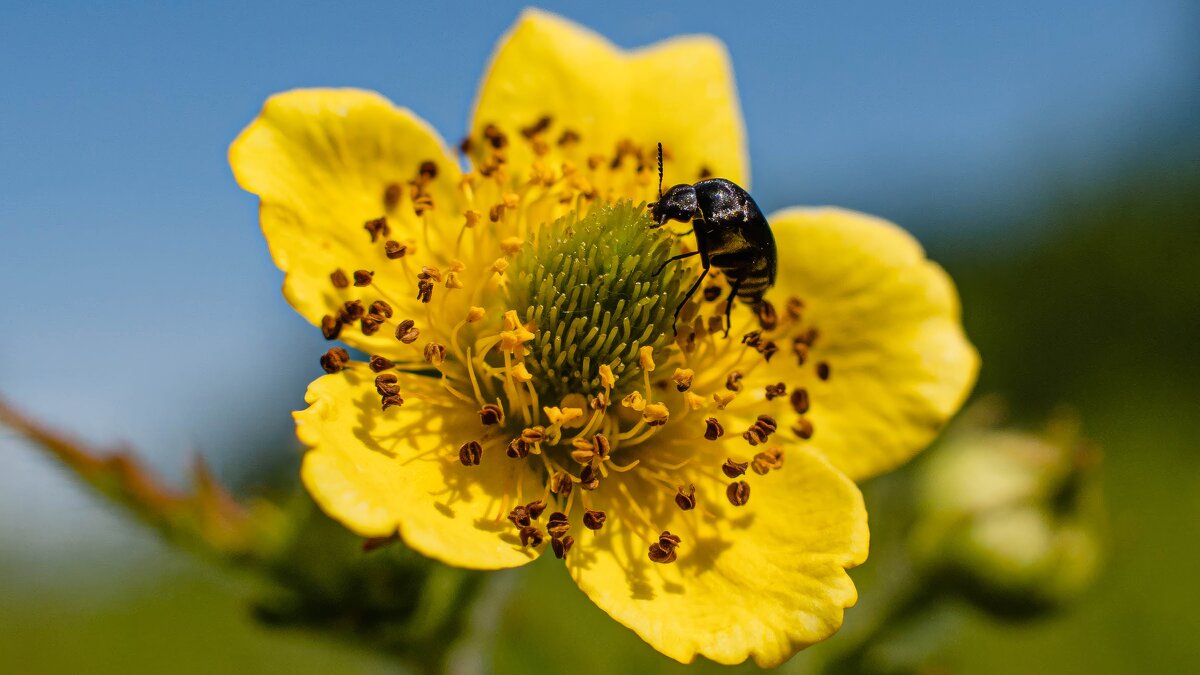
[654,250,700,277]
[672,265,709,336]
[722,277,741,338]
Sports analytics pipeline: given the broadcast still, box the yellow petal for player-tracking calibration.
[567,445,867,666]
[470,9,747,192]
[296,367,541,569]
[757,207,979,481]
[230,89,464,357]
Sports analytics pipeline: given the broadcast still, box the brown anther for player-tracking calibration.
[551,534,574,559]
[741,330,762,349]
[546,511,570,539]
[742,414,779,446]
[381,394,404,410]
[507,505,531,528]
[520,426,546,444]
[557,129,580,146]
[458,137,473,155]
[320,347,350,374]
[816,361,831,381]
[383,183,402,211]
[792,340,809,366]
[368,355,394,372]
[765,382,787,400]
[592,433,611,460]
[790,388,810,414]
[549,471,574,496]
[579,464,600,491]
[395,319,420,344]
[330,268,350,289]
[458,440,482,466]
[353,269,374,287]
[590,391,610,411]
[751,447,784,475]
[725,371,744,392]
[570,438,595,464]
[417,266,441,282]
[722,458,749,478]
[793,417,815,440]
[360,316,382,335]
[525,500,547,521]
[587,154,604,170]
[478,403,503,426]
[412,194,434,215]
[698,165,713,179]
[674,484,697,511]
[648,531,682,563]
[582,509,606,530]
[726,480,751,506]
[368,300,393,319]
[760,341,779,362]
[756,300,778,330]
[799,327,820,347]
[708,315,725,334]
[520,115,552,139]
[506,438,530,459]
[416,279,434,303]
[363,217,389,242]
[785,297,804,320]
[703,417,724,441]
[418,160,438,180]
[339,300,365,323]
[518,525,543,548]
[423,342,446,366]
[384,240,408,259]
[488,203,505,222]
[374,373,400,396]
[702,285,722,302]
[320,314,341,340]
[482,123,508,149]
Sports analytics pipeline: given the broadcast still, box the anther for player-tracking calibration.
[722,458,748,479]
[320,347,350,374]
[713,391,736,410]
[330,268,350,289]
[321,315,341,340]
[757,301,778,330]
[423,342,446,366]
[648,531,681,564]
[621,391,646,411]
[793,417,815,440]
[579,464,600,491]
[751,447,784,475]
[381,394,404,410]
[598,364,616,390]
[549,471,574,496]
[582,509,607,530]
[458,440,483,466]
[684,392,705,410]
[742,331,762,349]
[785,297,804,320]
[368,355,394,372]
[395,319,420,344]
[593,433,612,459]
[518,526,543,548]
[790,388,810,414]
[384,240,407,259]
[742,414,778,446]
[418,160,438,180]
[520,426,546,444]
[760,341,779,362]
[360,316,383,335]
[506,438,530,459]
[551,534,574,559]
[507,505,532,528]
[520,115,552,139]
[726,480,751,506]
[489,203,505,222]
[374,373,400,396]
[674,484,697,511]
[672,368,695,392]
[467,306,485,323]
[638,345,656,372]
[725,371,744,392]
[704,417,724,441]
[416,279,433,303]
[478,403,504,426]
[369,300,393,319]
[643,403,670,427]
[525,500,547,520]
[363,217,389,242]
[765,382,787,400]
[339,300,365,323]
[557,129,580,146]
[353,270,374,287]
[816,361,831,381]
[792,340,809,366]
[383,184,402,211]
[546,511,570,539]
[482,123,508,149]
[702,286,721,302]
[418,266,441,282]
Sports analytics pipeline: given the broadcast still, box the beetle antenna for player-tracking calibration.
[656,142,664,199]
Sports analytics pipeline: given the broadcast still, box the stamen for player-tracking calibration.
[674,484,697,511]
[423,342,446,365]
[793,417,815,440]
[726,480,751,506]
[368,355,394,372]
[458,440,483,466]
[320,347,350,374]
[790,388,810,414]
[551,534,574,559]
[742,414,778,446]
[395,319,420,344]
[321,315,341,340]
[330,269,350,289]
[725,371,744,392]
[384,240,408,259]
[340,300,365,323]
[363,217,389,242]
[672,368,695,392]
[582,508,607,530]
[722,458,749,479]
[648,531,681,564]
[353,270,374,287]
[478,403,504,425]
[374,374,400,396]
[816,361,831,381]
[704,417,725,441]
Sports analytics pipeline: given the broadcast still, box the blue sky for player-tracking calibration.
[1,1,1195,573]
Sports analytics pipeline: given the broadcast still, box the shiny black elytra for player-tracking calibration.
[648,143,777,337]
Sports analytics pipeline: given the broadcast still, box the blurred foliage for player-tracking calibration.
[3,149,1198,672]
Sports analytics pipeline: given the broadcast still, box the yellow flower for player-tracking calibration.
[229,9,977,667]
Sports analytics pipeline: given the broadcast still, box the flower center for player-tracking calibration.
[509,201,687,405]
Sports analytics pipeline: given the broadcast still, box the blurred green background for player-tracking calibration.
[3,2,1197,673]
